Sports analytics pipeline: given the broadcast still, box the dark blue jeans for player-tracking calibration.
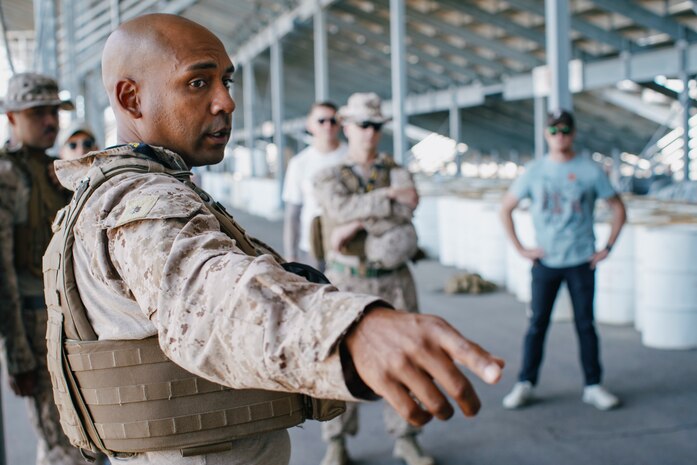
[518,261,602,387]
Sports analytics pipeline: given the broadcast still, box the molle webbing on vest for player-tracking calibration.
[64,337,305,454]
[43,152,344,457]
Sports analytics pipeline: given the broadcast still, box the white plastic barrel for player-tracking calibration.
[437,196,460,266]
[594,223,635,325]
[454,196,484,271]
[635,223,697,349]
[413,194,440,260]
[477,199,507,285]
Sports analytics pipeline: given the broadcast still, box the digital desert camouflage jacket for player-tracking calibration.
[0,159,37,375]
[52,144,381,401]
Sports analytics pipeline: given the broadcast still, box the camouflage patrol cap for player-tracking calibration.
[0,72,74,113]
[339,92,391,125]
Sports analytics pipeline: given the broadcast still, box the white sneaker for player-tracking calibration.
[502,381,534,409]
[393,435,435,465]
[582,385,620,411]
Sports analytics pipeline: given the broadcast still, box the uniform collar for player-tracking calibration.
[54,142,190,192]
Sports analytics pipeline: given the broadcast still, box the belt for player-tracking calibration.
[329,262,405,279]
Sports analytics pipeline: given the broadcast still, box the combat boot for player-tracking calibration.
[320,437,350,465]
[393,434,435,465]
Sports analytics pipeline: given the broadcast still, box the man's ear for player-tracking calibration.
[6,111,16,126]
[115,79,141,118]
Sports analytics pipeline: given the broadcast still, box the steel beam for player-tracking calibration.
[271,39,286,206]
[546,0,573,111]
[359,3,508,76]
[390,0,408,164]
[449,98,462,176]
[506,0,639,53]
[33,0,59,77]
[534,96,546,158]
[438,0,546,48]
[376,0,542,69]
[234,0,341,65]
[313,4,329,101]
[596,0,697,43]
[679,40,692,180]
[326,15,457,86]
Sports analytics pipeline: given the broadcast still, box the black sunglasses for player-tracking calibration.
[317,117,338,126]
[67,139,95,150]
[547,125,572,136]
[357,121,383,131]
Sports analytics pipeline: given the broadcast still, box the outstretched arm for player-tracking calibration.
[345,308,504,423]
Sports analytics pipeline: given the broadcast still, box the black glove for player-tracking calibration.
[281,261,331,285]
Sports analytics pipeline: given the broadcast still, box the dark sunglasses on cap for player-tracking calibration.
[67,139,95,150]
[357,121,383,131]
[547,125,572,136]
[317,117,338,126]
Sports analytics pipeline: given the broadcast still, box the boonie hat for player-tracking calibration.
[339,92,391,124]
[546,109,575,130]
[0,72,74,113]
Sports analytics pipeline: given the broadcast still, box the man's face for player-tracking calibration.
[60,131,96,160]
[306,106,340,145]
[544,124,574,152]
[8,105,60,150]
[137,31,236,166]
[344,121,382,153]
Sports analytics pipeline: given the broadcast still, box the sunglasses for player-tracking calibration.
[547,125,572,136]
[67,139,95,150]
[357,121,383,131]
[317,117,338,126]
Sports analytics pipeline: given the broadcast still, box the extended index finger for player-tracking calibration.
[437,323,505,385]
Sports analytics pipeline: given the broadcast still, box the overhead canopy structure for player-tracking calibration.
[2,0,697,176]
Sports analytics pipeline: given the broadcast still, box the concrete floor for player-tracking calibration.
[2,207,696,465]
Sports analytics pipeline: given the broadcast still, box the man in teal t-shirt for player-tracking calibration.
[500,110,626,411]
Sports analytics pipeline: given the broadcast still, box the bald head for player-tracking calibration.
[101,14,236,166]
[102,14,222,98]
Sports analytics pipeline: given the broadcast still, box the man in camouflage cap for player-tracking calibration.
[313,92,434,465]
[46,14,503,465]
[0,72,96,464]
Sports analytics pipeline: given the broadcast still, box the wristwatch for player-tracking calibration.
[605,243,613,253]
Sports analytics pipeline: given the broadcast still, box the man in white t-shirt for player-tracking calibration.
[283,101,347,270]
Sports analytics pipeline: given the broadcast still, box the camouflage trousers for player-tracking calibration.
[22,309,98,465]
[121,430,289,465]
[323,263,420,441]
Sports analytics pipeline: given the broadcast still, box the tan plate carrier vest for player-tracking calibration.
[42,154,345,459]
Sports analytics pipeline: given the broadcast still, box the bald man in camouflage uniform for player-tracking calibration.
[41,14,503,465]
[0,73,95,464]
[314,93,433,465]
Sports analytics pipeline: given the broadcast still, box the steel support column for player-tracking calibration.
[681,75,691,180]
[314,4,329,101]
[545,0,572,111]
[390,0,408,164]
[534,96,546,159]
[679,39,692,181]
[243,61,256,176]
[60,0,78,100]
[449,100,462,176]
[33,0,58,77]
[271,39,286,208]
